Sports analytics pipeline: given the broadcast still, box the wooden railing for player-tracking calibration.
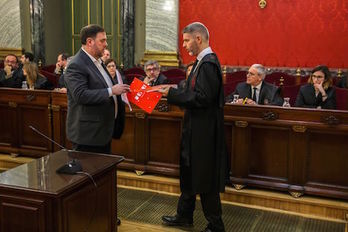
[1,88,348,200]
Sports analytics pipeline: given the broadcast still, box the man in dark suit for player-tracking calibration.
[64,24,129,154]
[157,22,227,232]
[0,54,24,88]
[142,60,168,86]
[225,64,283,106]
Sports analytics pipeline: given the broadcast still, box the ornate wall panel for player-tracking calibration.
[0,0,22,48]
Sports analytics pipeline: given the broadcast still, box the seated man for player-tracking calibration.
[54,53,69,76]
[225,64,283,106]
[101,48,111,63]
[142,60,168,86]
[0,54,24,88]
[20,52,34,65]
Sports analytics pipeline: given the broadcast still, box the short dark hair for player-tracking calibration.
[105,58,116,67]
[80,24,105,45]
[182,22,209,41]
[60,53,69,60]
[23,52,34,61]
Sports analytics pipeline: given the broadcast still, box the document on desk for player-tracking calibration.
[126,78,162,114]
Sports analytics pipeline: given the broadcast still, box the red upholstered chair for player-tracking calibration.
[162,68,185,79]
[225,71,247,84]
[335,87,348,110]
[123,67,145,76]
[281,84,301,107]
[125,73,143,84]
[224,79,243,97]
[265,72,296,86]
[162,68,186,85]
[41,64,56,73]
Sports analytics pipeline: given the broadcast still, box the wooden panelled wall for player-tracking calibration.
[0,88,348,200]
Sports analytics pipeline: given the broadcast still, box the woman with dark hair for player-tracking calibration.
[105,58,118,80]
[295,65,336,109]
[22,62,53,90]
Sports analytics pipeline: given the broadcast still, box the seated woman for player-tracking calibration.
[105,58,125,83]
[23,62,53,90]
[295,65,336,109]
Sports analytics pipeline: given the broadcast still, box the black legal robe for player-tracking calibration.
[167,53,228,194]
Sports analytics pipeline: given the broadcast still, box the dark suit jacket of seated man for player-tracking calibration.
[225,64,283,106]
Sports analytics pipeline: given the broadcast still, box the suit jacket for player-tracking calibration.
[0,68,24,88]
[64,49,125,146]
[226,81,283,106]
[295,83,336,109]
[34,75,54,90]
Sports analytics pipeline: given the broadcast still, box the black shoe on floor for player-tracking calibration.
[117,218,121,226]
[162,214,193,227]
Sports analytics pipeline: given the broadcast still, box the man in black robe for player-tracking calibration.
[158,22,227,232]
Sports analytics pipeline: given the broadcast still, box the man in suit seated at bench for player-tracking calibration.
[141,60,168,86]
[225,64,283,106]
[0,54,24,88]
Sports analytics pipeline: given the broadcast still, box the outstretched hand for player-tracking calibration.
[147,85,171,97]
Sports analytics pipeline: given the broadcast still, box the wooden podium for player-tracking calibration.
[0,150,124,232]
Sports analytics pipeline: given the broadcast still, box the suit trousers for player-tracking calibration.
[177,191,225,232]
[72,141,112,154]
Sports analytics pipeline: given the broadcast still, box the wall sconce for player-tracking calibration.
[259,0,267,9]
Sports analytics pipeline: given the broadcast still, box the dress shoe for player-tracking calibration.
[162,214,193,227]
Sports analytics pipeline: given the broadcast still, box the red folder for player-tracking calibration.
[126,78,162,114]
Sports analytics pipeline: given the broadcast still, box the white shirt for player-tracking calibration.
[116,69,132,111]
[252,82,262,103]
[193,47,213,73]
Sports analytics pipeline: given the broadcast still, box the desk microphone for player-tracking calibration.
[29,125,82,174]
[29,125,66,150]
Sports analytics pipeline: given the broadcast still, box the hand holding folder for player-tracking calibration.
[126,78,162,114]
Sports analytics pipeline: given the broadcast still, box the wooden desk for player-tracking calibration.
[0,150,124,232]
[1,88,348,200]
[0,88,52,157]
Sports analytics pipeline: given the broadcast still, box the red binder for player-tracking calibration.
[126,78,162,114]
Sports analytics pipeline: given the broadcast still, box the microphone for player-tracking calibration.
[29,125,66,150]
[29,125,82,174]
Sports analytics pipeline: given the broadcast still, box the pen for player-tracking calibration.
[242,97,248,105]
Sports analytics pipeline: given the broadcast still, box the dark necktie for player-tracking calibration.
[252,87,257,102]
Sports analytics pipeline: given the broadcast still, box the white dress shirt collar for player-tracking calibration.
[197,46,213,61]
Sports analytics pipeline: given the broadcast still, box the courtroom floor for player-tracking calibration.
[117,187,347,232]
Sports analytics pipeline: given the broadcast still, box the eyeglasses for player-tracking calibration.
[106,64,116,68]
[246,71,258,76]
[311,74,324,79]
[146,67,159,72]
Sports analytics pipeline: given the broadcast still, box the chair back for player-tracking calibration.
[123,67,145,76]
[281,84,301,107]
[335,87,348,110]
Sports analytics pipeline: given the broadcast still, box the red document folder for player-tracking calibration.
[126,78,162,114]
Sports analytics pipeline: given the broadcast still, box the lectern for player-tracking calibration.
[0,150,124,232]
